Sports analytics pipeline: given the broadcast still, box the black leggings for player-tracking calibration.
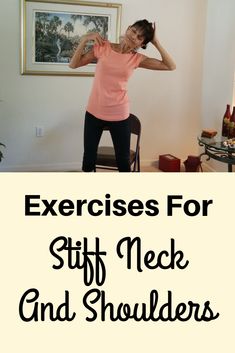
[82,111,131,172]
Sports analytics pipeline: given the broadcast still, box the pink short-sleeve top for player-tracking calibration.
[86,41,145,121]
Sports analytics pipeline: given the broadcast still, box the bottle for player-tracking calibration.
[229,106,235,138]
[222,104,231,137]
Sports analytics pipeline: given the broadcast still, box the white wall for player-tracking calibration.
[0,0,207,171]
[201,0,235,171]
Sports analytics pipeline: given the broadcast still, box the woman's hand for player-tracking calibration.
[151,22,158,45]
[81,32,105,46]
[139,22,176,71]
[69,32,104,69]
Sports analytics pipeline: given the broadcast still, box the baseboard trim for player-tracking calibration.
[0,160,217,173]
[0,162,82,172]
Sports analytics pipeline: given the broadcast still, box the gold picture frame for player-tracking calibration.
[20,0,122,76]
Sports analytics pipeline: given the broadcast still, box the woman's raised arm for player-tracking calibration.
[69,32,105,69]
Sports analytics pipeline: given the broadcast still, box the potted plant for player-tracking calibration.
[0,143,5,162]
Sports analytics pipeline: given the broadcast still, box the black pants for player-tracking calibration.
[82,111,131,172]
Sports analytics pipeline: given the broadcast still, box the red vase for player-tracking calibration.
[222,104,231,137]
[229,107,235,138]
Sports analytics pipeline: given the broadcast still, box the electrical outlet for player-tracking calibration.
[36,126,44,137]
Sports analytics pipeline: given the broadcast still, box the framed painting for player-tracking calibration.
[20,0,122,76]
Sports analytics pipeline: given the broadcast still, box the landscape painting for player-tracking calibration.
[21,0,122,76]
[34,11,108,64]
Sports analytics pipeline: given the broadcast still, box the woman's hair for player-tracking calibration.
[131,19,154,49]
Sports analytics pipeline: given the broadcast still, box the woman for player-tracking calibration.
[69,20,176,172]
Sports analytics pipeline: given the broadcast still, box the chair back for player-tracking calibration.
[129,113,141,136]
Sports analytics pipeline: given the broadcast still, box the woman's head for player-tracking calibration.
[129,19,154,49]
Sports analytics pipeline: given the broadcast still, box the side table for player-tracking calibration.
[198,136,235,172]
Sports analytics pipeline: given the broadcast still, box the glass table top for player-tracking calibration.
[198,135,235,152]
